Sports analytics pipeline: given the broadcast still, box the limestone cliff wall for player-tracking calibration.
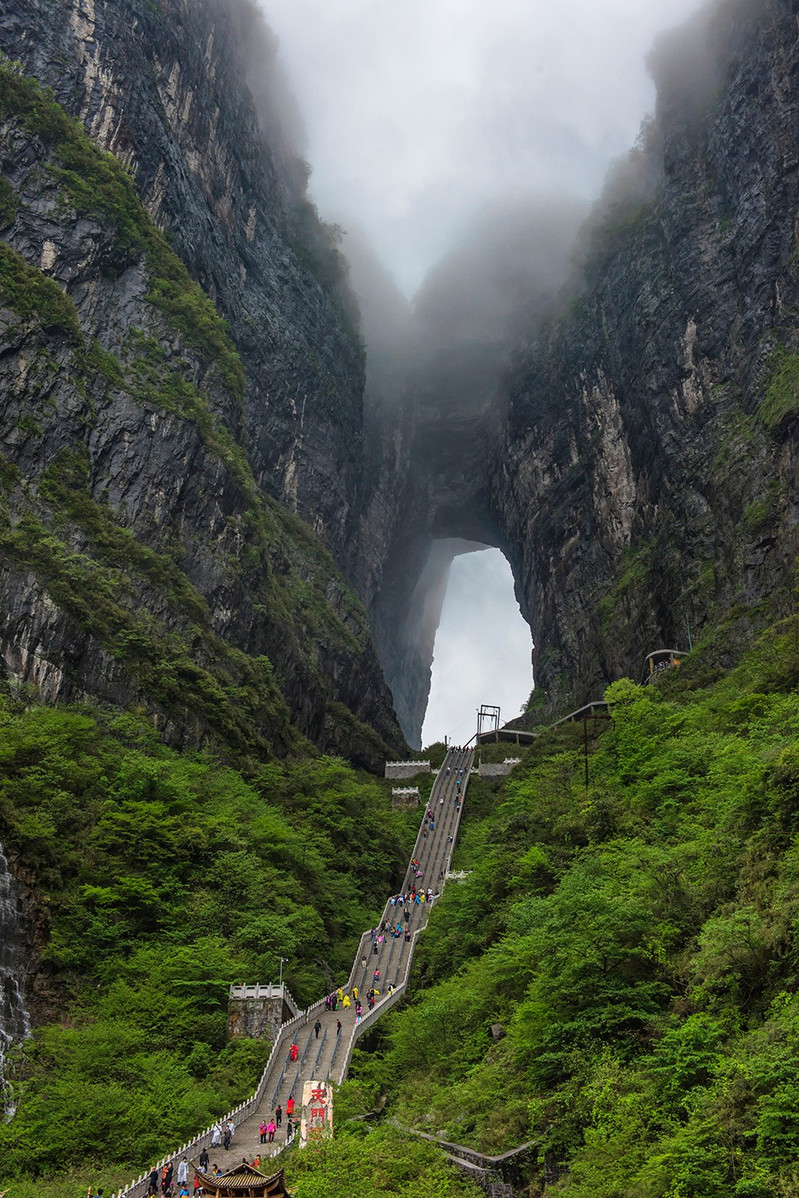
[0,18,405,765]
[0,0,365,558]
[2,0,798,752]
[491,0,799,709]
[363,0,799,735]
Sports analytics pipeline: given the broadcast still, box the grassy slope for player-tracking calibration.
[343,616,799,1198]
[0,697,418,1183]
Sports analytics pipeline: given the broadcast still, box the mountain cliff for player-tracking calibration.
[0,0,405,766]
[359,0,799,735]
[1,0,798,755]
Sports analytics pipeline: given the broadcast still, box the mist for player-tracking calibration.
[229,0,724,739]
[260,0,707,297]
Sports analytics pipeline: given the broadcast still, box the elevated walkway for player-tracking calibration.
[114,747,474,1196]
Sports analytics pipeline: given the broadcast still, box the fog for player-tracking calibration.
[261,0,705,295]
[421,550,533,748]
[247,0,712,738]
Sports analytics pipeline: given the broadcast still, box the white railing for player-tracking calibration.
[114,752,474,1195]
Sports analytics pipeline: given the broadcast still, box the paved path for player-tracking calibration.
[115,748,474,1194]
[221,745,473,1169]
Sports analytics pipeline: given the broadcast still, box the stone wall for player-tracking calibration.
[391,787,420,809]
[227,984,299,1042]
[477,759,521,777]
[385,761,431,780]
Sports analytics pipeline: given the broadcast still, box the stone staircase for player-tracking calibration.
[114,746,474,1195]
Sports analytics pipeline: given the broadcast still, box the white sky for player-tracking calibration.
[262,0,704,294]
[258,0,706,735]
[421,549,532,748]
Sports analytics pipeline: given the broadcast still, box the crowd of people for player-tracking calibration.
[127,751,472,1198]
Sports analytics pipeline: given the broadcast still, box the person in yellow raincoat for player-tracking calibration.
[343,993,351,1009]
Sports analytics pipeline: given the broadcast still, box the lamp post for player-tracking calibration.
[279,957,287,990]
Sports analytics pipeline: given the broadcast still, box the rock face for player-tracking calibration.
[1,0,365,555]
[0,842,30,1110]
[359,0,799,734]
[1,0,799,753]
[0,3,406,767]
[488,0,799,710]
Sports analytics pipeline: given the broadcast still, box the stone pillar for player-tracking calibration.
[299,1079,333,1148]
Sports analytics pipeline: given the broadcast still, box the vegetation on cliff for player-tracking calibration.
[0,61,400,766]
[0,696,418,1185]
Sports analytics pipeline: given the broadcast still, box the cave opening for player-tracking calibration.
[420,544,533,749]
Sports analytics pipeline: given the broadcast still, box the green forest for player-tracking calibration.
[6,614,799,1196]
[339,615,799,1198]
[0,701,421,1194]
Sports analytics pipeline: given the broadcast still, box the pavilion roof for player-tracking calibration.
[195,1162,290,1196]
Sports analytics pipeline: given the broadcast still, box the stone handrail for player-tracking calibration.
[113,1005,305,1198]
[114,749,473,1195]
[392,1122,539,1180]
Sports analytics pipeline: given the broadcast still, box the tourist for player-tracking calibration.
[147,1169,159,1197]
[289,1041,298,1062]
[336,1018,342,1035]
[211,1123,222,1148]
[267,1120,276,1143]
[199,1148,209,1173]
[177,1159,189,1187]
[259,1120,267,1144]
[286,1096,296,1118]
[314,1018,322,1038]
[276,1104,283,1127]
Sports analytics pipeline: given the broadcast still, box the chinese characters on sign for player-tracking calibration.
[300,1079,334,1147]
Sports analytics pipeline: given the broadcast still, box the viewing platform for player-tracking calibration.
[384,760,432,779]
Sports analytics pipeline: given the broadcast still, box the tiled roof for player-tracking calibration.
[195,1163,289,1195]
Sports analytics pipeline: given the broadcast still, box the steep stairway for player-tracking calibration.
[230,745,473,1165]
[115,747,475,1193]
